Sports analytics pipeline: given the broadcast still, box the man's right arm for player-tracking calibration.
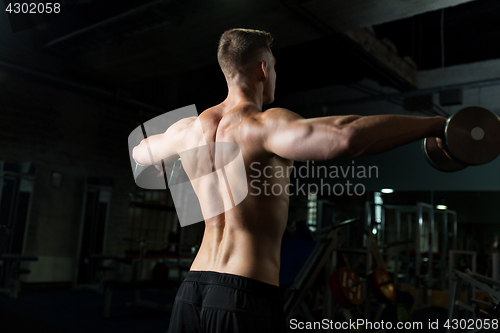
[132,117,196,166]
[261,108,447,161]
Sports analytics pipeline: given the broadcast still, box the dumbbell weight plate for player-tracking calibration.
[445,107,500,165]
[369,267,396,303]
[423,137,468,172]
[330,267,364,308]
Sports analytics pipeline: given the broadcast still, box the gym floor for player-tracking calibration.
[0,288,174,333]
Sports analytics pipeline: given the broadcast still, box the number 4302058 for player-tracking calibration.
[6,3,61,14]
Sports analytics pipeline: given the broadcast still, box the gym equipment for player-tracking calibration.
[423,137,467,172]
[448,269,500,333]
[283,228,336,323]
[438,209,458,289]
[334,235,398,324]
[329,266,364,308]
[493,253,499,282]
[80,254,134,293]
[367,234,397,303]
[446,107,500,165]
[374,204,417,286]
[99,235,198,318]
[74,177,112,287]
[368,267,396,303]
[0,254,38,298]
[365,201,459,311]
[423,106,500,172]
[448,250,477,301]
[0,161,36,296]
[282,216,361,325]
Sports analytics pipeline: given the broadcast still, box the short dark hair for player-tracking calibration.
[217,28,273,80]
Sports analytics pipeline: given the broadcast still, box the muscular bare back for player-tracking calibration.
[177,101,292,286]
[133,98,445,287]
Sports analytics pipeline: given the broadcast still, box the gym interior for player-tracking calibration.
[1,1,500,332]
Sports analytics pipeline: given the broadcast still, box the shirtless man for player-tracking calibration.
[132,28,447,333]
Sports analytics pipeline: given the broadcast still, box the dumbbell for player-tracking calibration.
[423,107,500,172]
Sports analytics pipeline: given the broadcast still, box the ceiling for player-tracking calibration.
[0,0,497,112]
[374,0,500,70]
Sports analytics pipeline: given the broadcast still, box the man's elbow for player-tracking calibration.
[342,125,373,158]
[326,126,360,159]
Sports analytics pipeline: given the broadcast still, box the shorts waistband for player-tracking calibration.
[184,271,281,297]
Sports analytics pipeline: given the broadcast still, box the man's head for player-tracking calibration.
[218,28,276,104]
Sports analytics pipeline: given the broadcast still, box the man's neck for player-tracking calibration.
[223,80,264,111]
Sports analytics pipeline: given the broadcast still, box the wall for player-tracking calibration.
[0,69,140,283]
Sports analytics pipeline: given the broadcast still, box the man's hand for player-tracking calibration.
[436,137,454,161]
[154,164,165,177]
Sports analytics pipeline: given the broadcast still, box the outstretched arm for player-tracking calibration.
[132,117,195,166]
[132,133,176,167]
[262,108,446,161]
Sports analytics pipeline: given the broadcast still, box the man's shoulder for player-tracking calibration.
[174,116,197,127]
[169,116,197,133]
[257,107,303,126]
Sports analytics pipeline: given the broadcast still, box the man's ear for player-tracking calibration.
[260,60,268,81]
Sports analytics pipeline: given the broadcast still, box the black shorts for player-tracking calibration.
[167,271,287,333]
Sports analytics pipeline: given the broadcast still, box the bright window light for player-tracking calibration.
[436,205,448,210]
[381,188,394,193]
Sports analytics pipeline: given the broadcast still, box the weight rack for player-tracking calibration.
[447,269,500,333]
